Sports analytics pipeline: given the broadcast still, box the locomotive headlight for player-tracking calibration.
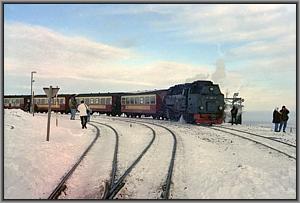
[209,87,214,91]
[200,106,204,110]
[218,106,223,110]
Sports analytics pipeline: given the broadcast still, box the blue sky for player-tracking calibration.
[4,4,296,111]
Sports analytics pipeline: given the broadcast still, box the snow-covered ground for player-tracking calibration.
[4,109,297,199]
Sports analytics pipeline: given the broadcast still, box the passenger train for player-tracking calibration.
[4,80,225,124]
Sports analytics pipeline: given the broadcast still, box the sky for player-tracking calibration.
[4,109,296,199]
[3,4,297,111]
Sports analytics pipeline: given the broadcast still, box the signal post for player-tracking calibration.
[43,86,60,141]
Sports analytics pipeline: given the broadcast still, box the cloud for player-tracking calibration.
[4,22,212,94]
[149,4,295,44]
[226,35,296,61]
[4,22,133,76]
[88,61,211,90]
[4,4,296,112]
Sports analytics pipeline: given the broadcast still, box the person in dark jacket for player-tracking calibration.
[230,105,238,125]
[69,96,77,120]
[272,107,281,132]
[279,106,289,132]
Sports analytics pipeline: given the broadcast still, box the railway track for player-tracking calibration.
[210,126,296,160]
[97,121,156,199]
[217,126,296,147]
[131,120,177,199]
[89,121,120,199]
[48,123,100,199]
[98,117,178,199]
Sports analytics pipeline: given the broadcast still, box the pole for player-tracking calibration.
[46,86,52,141]
[55,90,58,127]
[30,71,37,116]
[33,91,35,117]
[30,72,33,114]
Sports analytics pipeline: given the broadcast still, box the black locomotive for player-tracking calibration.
[163,80,224,124]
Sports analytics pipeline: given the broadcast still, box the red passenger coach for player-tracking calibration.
[75,93,122,116]
[121,90,167,119]
[4,95,31,111]
[34,94,71,113]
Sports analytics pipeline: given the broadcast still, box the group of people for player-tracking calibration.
[272,106,290,132]
[69,96,92,129]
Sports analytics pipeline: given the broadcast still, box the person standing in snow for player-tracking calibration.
[69,95,77,120]
[272,107,281,132]
[279,106,290,133]
[86,104,92,122]
[77,100,88,129]
[230,105,238,125]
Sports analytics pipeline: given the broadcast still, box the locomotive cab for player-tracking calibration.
[188,83,224,124]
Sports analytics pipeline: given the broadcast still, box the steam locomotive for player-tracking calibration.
[4,80,225,124]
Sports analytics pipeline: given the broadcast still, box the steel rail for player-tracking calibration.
[100,117,178,199]
[129,121,177,199]
[48,123,100,199]
[217,126,296,148]
[105,122,156,199]
[90,121,120,192]
[210,126,296,160]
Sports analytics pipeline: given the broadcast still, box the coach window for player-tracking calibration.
[130,97,134,104]
[106,98,111,105]
[150,96,155,104]
[145,96,150,104]
[135,97,139,104]
[121,97,125,105]
[90,98,94,104]
[94,98,98,104]
[100,98,105,105]
[4,99,8,104]
[140,97,144,104]
[125,97,129,104]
